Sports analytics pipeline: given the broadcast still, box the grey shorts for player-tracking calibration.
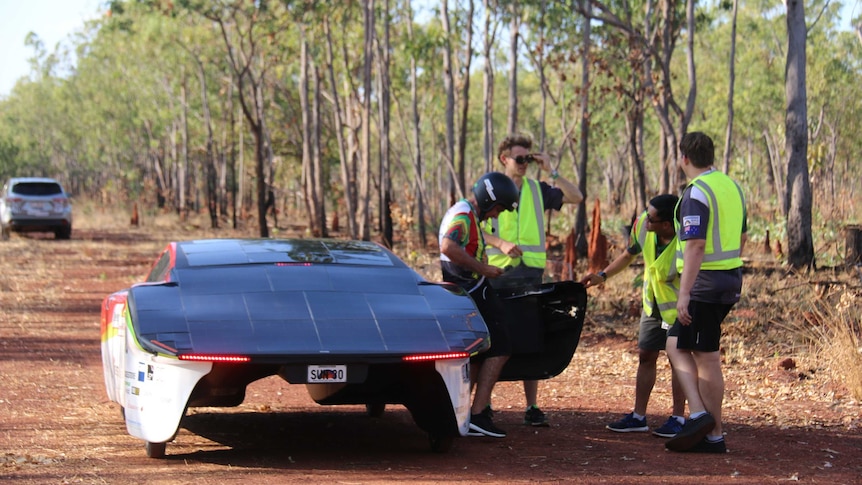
[637,311,671,351]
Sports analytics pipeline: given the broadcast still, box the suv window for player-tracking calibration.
[11,182,64,196]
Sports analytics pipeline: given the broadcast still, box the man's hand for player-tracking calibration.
[676,293,692,325]
[580,273,604,288]
[499,240,523,258]
[481,264,505,279]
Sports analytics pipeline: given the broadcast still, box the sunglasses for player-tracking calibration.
[647,217,666,224]
[513,155,533,165]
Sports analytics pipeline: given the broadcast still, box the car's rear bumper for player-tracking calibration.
[5,217,72,232]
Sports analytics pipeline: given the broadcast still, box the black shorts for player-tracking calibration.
[468,279,513,359]
[668,300,734,352]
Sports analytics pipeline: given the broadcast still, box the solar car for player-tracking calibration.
[100,238,586,457]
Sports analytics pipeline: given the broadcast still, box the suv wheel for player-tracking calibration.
[1,225,9,241]
[55,227,72,240]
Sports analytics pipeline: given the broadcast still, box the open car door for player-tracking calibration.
[497,281,587,381]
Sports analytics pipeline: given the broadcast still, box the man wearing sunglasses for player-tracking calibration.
[482,133,583,427]
[581,194,687,440]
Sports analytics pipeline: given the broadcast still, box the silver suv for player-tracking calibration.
[0,177,73,240]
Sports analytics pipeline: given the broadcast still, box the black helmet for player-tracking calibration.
[472,172,519,219]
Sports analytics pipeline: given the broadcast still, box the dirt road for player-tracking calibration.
[1,226,860,484]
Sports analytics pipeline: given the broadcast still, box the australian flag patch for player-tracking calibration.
[682,215,701,237]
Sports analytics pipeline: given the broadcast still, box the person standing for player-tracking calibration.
[664,132,747,453]
[439,171,520,438]
[483,133,583,427]
[582,194,687,438]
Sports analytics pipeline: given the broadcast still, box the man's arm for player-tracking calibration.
[441,238,504,279]
[676,239,706,326]
[483,231,523,259]
[581,250,638,288]
[532,152,583,205]
[553,173,584,205]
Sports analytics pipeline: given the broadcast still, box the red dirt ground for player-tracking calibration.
[1,227,860,484]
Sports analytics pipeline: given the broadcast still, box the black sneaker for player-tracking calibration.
[468,411,507,438]
[665,413,716,452]
[652,416,684,438]
[524,405,550,427]
[606,412,648,433]
[687,437,728,453]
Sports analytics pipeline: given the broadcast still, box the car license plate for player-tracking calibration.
[308,365,347,383]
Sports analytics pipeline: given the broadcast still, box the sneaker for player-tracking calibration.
[606,412,648,433]
[482,404,495,418]
[652,416,684,438]
[524,405,550,427]
[468,411,507,438]
[687,437,728,453]
[665,413,716,452]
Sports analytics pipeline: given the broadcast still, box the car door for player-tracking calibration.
[496,281,587,382]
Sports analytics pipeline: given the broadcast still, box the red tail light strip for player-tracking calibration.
[402,352,469,362]
[178,354,251,363]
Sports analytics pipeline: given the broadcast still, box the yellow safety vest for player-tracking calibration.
[632,213,679,326]
[675,170,746,271]
[484,178,546,269]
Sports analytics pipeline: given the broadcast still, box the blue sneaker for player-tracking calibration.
[653,416,684,438]
[606,412,648,433]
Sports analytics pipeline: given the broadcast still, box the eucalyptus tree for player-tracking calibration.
[479,0,501,171]
[784,0,813,269]
[179,0,292,238]
[440,0,459,203]
[577,0,697,196]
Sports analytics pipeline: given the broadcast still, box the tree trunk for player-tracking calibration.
[358,0,374,240]
[300,33,317,235]
[313,62,327,238]
[482,0,498,172]
[456,0,474,197]
[179,72,189,221]
[507,1,519,134]
[441,0,458,203]
[378,0,392,248]
[722,0,739,173]
[406,3,427,248]
[784,0,814,269]
[324,17,357,239]
[575,5,591,258]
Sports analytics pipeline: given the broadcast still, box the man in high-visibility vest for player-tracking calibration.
[483,133,583,427]
[665,132,747,454]
[581,194,687,438]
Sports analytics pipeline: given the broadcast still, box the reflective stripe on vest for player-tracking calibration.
[485,178,546,269]
[675,171,745,271]
[633,212,679,325]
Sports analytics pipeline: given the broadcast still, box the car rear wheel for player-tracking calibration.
[365,402,385,418]
[1,225,9,241]
[145,441,167,459]
[55,227,71,240]
[428,433,454,453]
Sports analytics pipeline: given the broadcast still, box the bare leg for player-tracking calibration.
[665,336,706,414]
[471,355,509,414]
[633,349,659,416]
[693,350,724,436]
[669,356,687,417]
[523,380,539,407]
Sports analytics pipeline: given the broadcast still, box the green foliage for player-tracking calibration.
[0,0,858,256]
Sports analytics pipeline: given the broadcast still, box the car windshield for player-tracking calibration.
[12,182,63,196]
